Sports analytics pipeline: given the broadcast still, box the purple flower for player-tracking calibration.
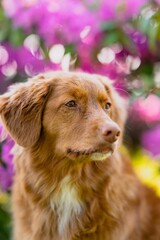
[2,0,148,48]
[99,0,149,21]
[0,125,14,190]
[3,0,99,46]
[141,125,160,157]
[0,139,14,190]
[0,43,59,78]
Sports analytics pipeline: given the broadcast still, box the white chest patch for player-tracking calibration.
[50,176,83,238]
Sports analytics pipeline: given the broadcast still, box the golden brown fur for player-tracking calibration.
[0,71,160,240]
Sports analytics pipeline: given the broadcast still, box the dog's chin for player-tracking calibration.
[66,147,114,161]
[90,151,113,161]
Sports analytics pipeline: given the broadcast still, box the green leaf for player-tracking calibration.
[103,32,119,45]
[9,28,26,46]
[0,27,9,42]
[138,17,150,34]
[65,44,75,54]
[118,29,135,52]
[101,21,117,31]
[148,23,158,53]
[0,205,11,240]
[142,75,154,89]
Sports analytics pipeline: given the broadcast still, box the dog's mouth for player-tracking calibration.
[66,148,113,161]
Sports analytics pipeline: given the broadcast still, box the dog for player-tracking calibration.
[0,71,160,240]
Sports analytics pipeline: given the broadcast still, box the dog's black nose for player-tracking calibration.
[102,124,121,143]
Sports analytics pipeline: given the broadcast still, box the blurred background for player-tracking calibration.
[0,0,160,239]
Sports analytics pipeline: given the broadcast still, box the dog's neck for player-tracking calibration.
[18,142,139,240]
[46,158,118,239]
[25,141,132,240]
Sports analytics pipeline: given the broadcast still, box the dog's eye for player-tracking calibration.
[65,100,77,108]
[105,102,111,110]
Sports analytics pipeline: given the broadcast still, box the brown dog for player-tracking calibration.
[0,71,160,240]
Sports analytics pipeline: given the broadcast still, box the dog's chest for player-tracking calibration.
[50,176,83,237]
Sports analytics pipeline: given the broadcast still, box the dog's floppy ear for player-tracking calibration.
[0,77,51,147]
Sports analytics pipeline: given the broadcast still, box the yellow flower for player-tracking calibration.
[132,150,160,196]
[0,191,8,204]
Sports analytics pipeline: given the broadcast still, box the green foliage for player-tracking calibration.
[0,195,11,240]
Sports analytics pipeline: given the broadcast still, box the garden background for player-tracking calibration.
[0,0,160,239]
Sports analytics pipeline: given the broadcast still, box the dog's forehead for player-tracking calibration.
[49,72,111,99]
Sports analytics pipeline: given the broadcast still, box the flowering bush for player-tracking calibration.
[0,0,160,186]
[0,0,160,91]
[0,1,160,238]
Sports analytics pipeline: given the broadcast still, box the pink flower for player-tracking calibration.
[132,95,160,123]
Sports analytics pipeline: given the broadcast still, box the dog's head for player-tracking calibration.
[0,72,126,161]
